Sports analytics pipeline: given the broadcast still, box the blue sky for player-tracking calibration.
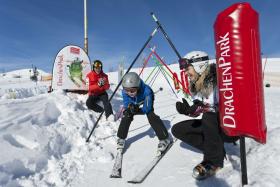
[0,0,279,73]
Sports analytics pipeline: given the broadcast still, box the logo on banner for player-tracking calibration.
[57,55,64,86]
[70,47,80,54]
[217,32,236,129]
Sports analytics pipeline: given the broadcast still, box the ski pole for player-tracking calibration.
[151,12,182,60]
[149,66,161,87]
[86,26,160,143]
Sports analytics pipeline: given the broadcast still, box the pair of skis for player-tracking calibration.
[110,141,174,183]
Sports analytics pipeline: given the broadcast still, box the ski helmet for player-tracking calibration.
[122,72,140,88]
[93,60,102,70]
[183,51,209,74]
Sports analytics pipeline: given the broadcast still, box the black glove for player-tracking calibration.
[192,99,205,107]
[176,98,205,117]
[186,99,205,117]
[123,103,140,118]
[176,98,190,115]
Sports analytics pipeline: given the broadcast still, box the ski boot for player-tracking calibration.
[192,161,221,180]
[157,138,171,156]
[117,138,125,153]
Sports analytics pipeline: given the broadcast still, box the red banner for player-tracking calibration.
[214,3,266,143]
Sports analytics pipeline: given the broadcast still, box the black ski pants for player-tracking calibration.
[172,112,227,167]
[86,92,113,118]
[117,111,169,141]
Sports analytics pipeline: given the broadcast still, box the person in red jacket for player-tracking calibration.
[86,60,114,121]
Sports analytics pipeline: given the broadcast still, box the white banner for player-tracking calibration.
[52,45,91,90]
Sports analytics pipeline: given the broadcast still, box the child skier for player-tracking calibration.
[172,51,238,180]
[116,72,171,153]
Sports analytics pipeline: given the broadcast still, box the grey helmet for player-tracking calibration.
[122,72,140,88]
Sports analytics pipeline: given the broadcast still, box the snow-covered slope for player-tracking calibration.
[0,63,279,187]
[0,69,51,99]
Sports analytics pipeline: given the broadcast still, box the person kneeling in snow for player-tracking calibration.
[116,72,171,153]
[171,51,238,180]
[86,60,114,121]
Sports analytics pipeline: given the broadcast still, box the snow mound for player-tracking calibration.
[0,91,117,187]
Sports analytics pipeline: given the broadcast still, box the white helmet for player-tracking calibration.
[184,51,209,74]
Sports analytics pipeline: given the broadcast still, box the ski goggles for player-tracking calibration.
[124,87,138,94]
[179,56,209,70]
[93,63,102,69]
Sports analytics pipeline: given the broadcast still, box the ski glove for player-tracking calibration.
[186,99,205,117]
[123,103,140,118]
[176,98,206,117]
[98,78,105,87]
[176,98,190,115]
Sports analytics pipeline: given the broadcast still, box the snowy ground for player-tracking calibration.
[0,60,279,187]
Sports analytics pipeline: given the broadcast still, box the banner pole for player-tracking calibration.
[84,0,88,54]
[240,136,248,186]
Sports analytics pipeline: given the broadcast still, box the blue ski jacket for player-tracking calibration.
[122,80,154,114]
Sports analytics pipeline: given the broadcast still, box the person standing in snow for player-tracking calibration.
[171,51,238,180]
[86,60,114,121]
[116,72,171,153]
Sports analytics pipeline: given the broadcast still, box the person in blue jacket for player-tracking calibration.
[116,72,171,153]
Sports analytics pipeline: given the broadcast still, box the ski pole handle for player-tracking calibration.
[150,12,182,60]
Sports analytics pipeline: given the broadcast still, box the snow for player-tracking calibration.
[0,60,279,187]
[0,69,51,99]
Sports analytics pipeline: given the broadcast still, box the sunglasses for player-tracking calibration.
[124,87,138,93]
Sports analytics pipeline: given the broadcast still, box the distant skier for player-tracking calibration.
[116,72,171,153]
[86,60,114,121]
[172,51,238,180]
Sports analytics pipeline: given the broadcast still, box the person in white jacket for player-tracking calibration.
[172,51,238,180]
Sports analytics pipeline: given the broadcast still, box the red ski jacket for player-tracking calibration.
[86,71,110,96]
